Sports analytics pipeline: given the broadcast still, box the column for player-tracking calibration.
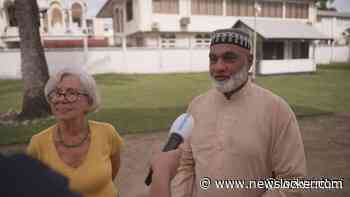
[47,9,52,34]
[82,4,87,31]
[348,40,350,63]
[223,0,226,16]
[68,9,73,32]
[330,17,336,62]
[282,1,286,19]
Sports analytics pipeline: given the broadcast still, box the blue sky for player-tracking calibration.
[86,0,350,17]
[86,0,107,17]
[332,0,350,12]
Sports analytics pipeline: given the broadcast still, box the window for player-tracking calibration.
[72,3,83,27]
[226,0,254,16]
[136,36,144,47]
[126,0,133,22]
[292,42,309,59]
[260,1,283,18]
[161,33,176,48]
[263,42,284,60]
[6,4,17,27]
[153,0,179,14]
[316,16,322,22]
[86,19,94,35]
[227,0,283,17]
[343,28,350,45]
[191,0,223,15]
[194,33,211,47]
[286,3,309,19]
[104,23,111,32]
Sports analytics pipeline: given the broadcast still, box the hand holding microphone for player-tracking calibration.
[145,113,194,186]
[151,148,182,181]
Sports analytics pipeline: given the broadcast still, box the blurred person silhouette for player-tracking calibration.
[0,153,80,197]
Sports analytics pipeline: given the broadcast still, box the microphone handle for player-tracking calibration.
[144,133,184,186]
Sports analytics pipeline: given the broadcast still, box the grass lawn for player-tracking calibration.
[0,63,349,145]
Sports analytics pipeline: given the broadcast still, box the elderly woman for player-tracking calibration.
[27,67,123,197]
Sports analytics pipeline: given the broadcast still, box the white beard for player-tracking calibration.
[211,65,249,93]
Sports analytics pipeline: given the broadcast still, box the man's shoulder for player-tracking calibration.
[252,83,286,103]
[252,83,294,115]
[189,88,216,106]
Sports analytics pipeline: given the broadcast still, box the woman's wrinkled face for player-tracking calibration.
[48,75,90,121]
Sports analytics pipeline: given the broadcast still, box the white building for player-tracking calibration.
[234,18,329,74]
[0,0,113,48]
[97,0,328,46]
[315,10,350,46]
[97,0,331,74]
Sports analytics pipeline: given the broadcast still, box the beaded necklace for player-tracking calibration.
[57,125,90,148]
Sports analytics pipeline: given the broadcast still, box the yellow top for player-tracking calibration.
[27,120,123,197]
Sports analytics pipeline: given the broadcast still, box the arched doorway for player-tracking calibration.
[51,7,63,29]
[71,2,83,28]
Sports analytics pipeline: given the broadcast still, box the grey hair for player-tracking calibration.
[44,67,101,113]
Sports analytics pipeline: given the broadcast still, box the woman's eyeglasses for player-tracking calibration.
[48,88,88,103]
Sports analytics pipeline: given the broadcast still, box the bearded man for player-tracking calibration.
[172,28,306,197]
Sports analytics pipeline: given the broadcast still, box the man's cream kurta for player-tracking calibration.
[172,80,306,197]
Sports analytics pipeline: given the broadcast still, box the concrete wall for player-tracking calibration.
[315,16,350,45]
[0,16,5,47]
[77,48,210,73]
[0,45,348,79]
[0,48,210,79]
[0,50,21,78]
[315,45,350,64]
[138,0,152,32]
[259,59,316,75]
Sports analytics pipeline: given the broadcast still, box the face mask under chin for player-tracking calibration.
[211,65,249,93]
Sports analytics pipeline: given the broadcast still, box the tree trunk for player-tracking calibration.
[15,0,50,120]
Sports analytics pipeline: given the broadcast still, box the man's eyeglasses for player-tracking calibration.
[48,88,88,103]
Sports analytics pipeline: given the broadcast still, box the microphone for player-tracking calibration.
[144,113,194,186]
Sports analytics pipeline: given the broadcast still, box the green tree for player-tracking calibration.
[15,0,50,120]
[316,0,335,10]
